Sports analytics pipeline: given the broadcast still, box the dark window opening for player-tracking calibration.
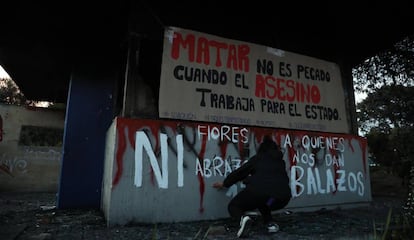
[19,126,63,147]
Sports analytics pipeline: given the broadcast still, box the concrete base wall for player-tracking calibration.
[102,117,371,226]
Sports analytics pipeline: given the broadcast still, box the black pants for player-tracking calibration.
[228,188,290,224]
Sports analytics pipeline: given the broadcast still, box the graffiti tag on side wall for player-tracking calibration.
[0,154,28,175]
[0,150,61,176]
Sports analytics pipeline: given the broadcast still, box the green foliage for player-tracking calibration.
[0,78,57,107]
[365,127,413,175]
[354,34,414,189]
[355,36,414,239]
[373,207,414,240]
[0,78,26,105]
[357,85,414,134]
[365,130,393,168]
[354,34,414,135]
[374,166,414,240]
[353,35,414,95]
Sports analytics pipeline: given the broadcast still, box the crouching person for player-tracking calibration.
[212,136,292,238]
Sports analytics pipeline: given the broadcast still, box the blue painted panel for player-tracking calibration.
[57,62,115,209]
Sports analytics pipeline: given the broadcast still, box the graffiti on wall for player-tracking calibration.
[282,133,365,197]
[133,125,248,188]
[112,118,368,212]
[0,149,61,177]
[0,154,27,176]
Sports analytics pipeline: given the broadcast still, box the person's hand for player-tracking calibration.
[212,181,224,189]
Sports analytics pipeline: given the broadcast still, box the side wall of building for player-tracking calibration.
[0,104,64,192]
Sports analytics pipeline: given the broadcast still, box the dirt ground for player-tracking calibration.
[0,167,410,240]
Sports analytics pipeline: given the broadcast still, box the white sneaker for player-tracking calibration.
[267,222,279,233]
[237,215,252,238]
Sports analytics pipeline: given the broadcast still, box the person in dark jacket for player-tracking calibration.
[212,135,291,238]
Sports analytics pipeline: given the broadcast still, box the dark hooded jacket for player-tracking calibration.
[222,138,291,200]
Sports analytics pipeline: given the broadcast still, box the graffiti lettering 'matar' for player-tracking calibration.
[171,31,250,72]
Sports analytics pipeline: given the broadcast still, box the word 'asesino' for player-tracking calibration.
[255,75,321,104]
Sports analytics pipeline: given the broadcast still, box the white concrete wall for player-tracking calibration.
[102,117,371,226]
[102,118,117,219]
[0,104,64,192]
